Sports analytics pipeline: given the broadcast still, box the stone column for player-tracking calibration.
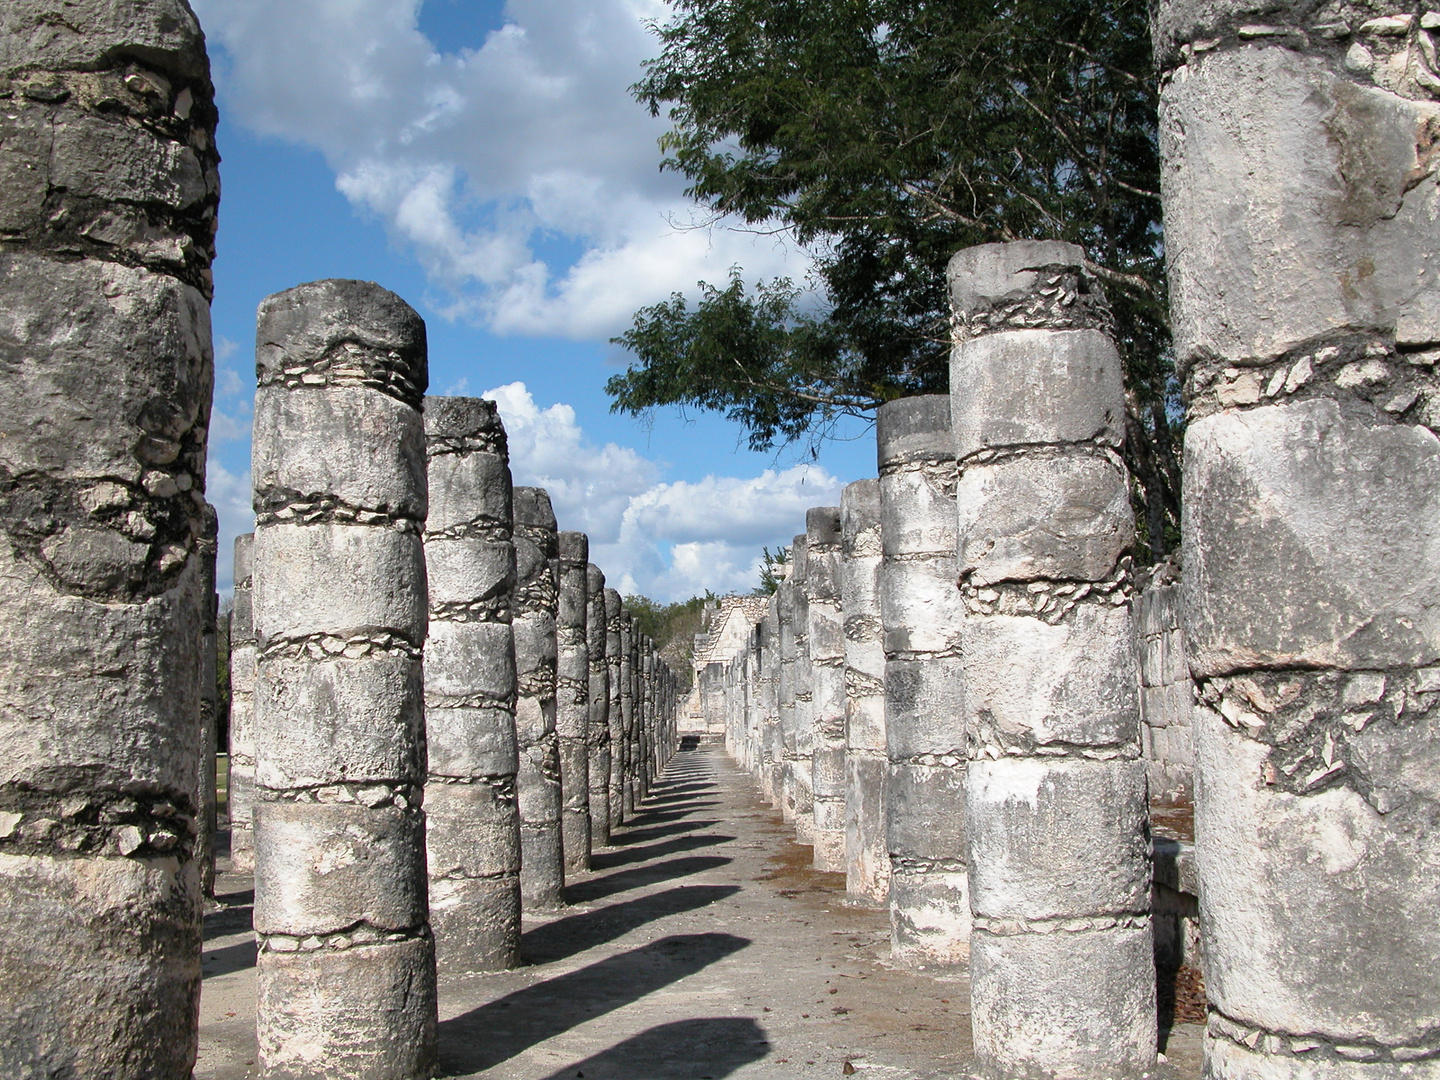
[789,535,815,842]
[1135,566,1194,804]
[586,563,611,848]
[638,640,654,799]
[806,507,847,871]
[0,5,219,1074]
[1153,5,1440,1073]
[251,280,436,1078]
[877,395,969,967]
[619,610,637,817]
[512,488,564,908]
[841,479,889,906]
[776,568,799,820]
[745,620,766,777]
[761,594,785,806]
[604,588,625,826]
[230,533,257,872]
[556,531,591,875]
[423,395,521,974]
[949,242,1153,1079]
[197,505,220,897]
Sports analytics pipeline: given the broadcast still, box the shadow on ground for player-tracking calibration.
[439,933,750,1075]
[524,884,741,964]
[536,1017,770,1080]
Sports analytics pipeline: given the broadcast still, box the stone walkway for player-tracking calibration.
[197,741,1202,1078]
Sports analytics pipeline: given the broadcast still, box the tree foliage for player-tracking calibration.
[625,592,712,689]
[608,0,1180,555]
[753,544,790,595]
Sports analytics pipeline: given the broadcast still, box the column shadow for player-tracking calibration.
[525,884,740,964]
[566,855,733,904]
[438,933,750,1075]
[590,833,734,871]
[605,820,721,849]
[537,1017,770,1080]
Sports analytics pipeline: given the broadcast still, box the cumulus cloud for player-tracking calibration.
[206,460,255,593]
[482,382,841,599]
[193,0,812,337]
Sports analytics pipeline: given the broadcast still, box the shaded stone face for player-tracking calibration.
[250,279,436,1079]
[586,563,611,849]
[229,533,258,872]
[1156,2,1440,1075]
[555,531,591,876]
[423,395,521,975]
[0,6,220,1075]
[876,394,970,968]
[950,242,1153,1080]
[805,506,847,872]
[841,479,888,906]
[512,486,564,910]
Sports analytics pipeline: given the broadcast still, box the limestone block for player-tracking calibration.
[425,782,521,879]
[883,657,966,758]
[429,875,521,975]
[956,452,1133,585]
[0,254,211,481]
[950,330,1126,459]
[255,938,436,1080]
[0,548,204,794]
[886,761,967,860]
[845,753,889,904]
[253,802,427,937]
[1202,1030,1440,1080]
[425,463,509,538]
[253,386,425,518]
[847,691,887,755]
[425,620,514,701]
[426,706,517,780]
[875,394,954,466]
[970,924,1156,1080]
[888,867,971,965]
[228,764,255,824]
[0,0,208,79]
[255,652,424,789]
[878,471,958,558]
[1194,707,1440,1045]
[0,852,201,1079]
[253,523,427,647]
[516,739,562,826]
[255,279,426,405]
[964,605,1140,752]
[1184,401,1440,677]
[1160,48,1440,366]
[966,758,1150,921]
[946,239,1087,319]
[878,557,965,657]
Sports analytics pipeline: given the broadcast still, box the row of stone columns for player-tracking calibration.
[224,282,678,1076]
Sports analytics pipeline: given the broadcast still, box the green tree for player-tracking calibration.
[753,544,790,595]
[608,0,1179,556]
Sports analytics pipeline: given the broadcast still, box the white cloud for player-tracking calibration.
[192,0,813,337]
[206,459,255,593]
[479,382,841,600]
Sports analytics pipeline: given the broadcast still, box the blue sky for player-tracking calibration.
[194,0,876,600]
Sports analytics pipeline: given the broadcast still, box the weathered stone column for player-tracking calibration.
[619,610,638,817]
[761,594,785,805]
[197,504,220,897]
[0,5,219,1074]
[1154,6,1440,1073]
[745,620,766,777]
[776,567,800,820]
[556,531,591,874]
[251,280,436,1077]
[586,562,611,848]
[841,479,889,905]
[638,639,655,799]
[1135,565,1194,804]
[790,535,815,841]
[230,533,257,872]
[512,487,564,908]
[949,242,1153,1079]
[806,507,847,870]
[604,588,625,826]
[423,396,521,974]
[877,395,969,966]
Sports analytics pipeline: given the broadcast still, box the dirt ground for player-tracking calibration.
[196,741,1203,1079]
